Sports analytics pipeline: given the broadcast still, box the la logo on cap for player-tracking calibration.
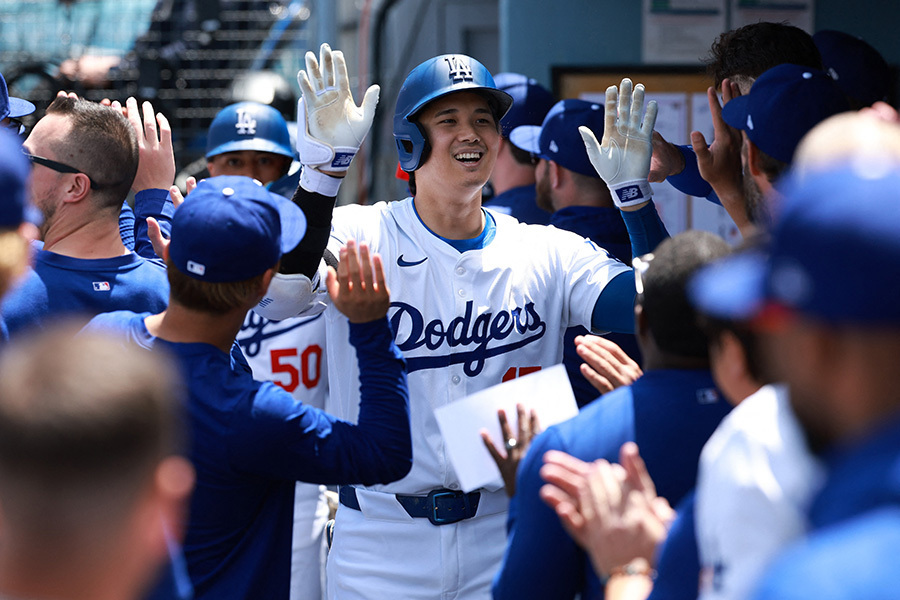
[235,108,257,135]
[445,56,473,83]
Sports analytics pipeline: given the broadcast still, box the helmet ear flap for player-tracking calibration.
[396,119,429,172]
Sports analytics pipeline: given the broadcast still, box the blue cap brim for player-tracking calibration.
[509,125,541,154]
[688,250,768,321]
[7,97,35,119]
[721,95,750,132]
[270,192,307,254]
[206,138,294,160]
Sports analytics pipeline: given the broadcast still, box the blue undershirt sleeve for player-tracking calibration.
[591,270,637,334]
[235,317,412,486]
[132,188,175,259]
[119,200,135,250]
[347,317,413,483]
[666,144,721,205]
[620,202,670,258]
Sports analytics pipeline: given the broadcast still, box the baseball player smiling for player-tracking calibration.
[276,43,670,598]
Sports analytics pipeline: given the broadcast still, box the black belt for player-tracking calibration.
[339,486,481,526]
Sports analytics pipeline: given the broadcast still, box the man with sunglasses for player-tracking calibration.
[1,95,169,337]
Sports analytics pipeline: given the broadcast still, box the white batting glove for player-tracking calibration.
[296,43,380,173]
[581,78,658,209]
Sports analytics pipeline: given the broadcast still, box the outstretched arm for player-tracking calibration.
[257,44,380,320]
[237,240,411,486]
[281,42,380,276]
[582,78,668,258]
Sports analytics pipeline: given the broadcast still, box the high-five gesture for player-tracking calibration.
[326,240,390,323]
[297,43,380,174]
[581,78,658,211]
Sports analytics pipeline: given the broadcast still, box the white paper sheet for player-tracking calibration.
[434,365,579,493]
[643,0,727,64]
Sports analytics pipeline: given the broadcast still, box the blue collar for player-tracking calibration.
[412,200,496,253]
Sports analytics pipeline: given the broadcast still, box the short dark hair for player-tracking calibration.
[697,315,769,384]
[45,96,139,210]
[508,141,538,166]
[641,230,731,360]
[0,323,184,536]
[167,258,273,314]
[706,22,823,88]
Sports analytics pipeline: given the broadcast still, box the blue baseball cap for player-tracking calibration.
[509,99,604,178]
[169,176,306,283]
[206,102,294,160]
[814,30,890,108]
[722,64,850,163]
[493,73,556,137]
[690,164,900,326]
[0,129,29,228]
[0,72,35,122]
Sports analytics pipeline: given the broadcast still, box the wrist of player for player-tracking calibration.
[602,558,657,583]
[608,179,653,209]
[297,97,362,173]
[301,167,343,197]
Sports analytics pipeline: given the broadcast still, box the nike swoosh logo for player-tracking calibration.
[397,255,427,267]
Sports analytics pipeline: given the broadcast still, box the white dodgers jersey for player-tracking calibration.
[322,198,629,495]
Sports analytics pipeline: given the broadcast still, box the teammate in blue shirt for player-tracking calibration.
[87,176,412,600]
[482,72,555,225]
[2,95,169,336]
[493,231,733,600]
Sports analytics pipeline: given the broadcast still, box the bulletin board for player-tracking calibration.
[552,65,711,100]
[551,66,742,244]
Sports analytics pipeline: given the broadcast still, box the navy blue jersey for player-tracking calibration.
[494,369,730,600]
[86,310,411,600]
[2,246,169,337]
[647,490,701,600]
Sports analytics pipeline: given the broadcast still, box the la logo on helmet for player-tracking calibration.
[445,56,473,83]
[235,108,258,135]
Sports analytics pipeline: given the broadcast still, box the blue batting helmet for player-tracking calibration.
[393,55,513,172]
[206,101,294,161]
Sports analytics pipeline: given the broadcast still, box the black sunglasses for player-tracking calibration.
[22,151,102,189]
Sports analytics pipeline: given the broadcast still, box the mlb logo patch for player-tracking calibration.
[696,388,719,405]
[187,260,207,276]
[92,281,111,292]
